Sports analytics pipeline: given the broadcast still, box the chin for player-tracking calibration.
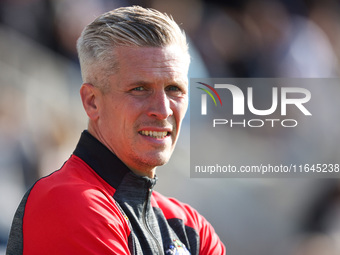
[138,153,171,169]
[148,157,170,167]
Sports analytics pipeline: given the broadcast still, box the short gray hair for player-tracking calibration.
[77,6,189,88]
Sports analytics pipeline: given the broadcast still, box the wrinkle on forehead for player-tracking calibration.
[113,45,189,87]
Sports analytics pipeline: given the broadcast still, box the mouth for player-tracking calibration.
[139,130,171,139]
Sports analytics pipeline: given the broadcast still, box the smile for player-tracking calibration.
[139,130,170,139]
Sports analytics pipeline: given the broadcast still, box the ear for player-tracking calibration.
[80,83,100,121]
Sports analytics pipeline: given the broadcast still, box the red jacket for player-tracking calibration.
[7,131,226,254]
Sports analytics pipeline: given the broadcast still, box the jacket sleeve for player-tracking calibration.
[195,210,226,255]
[153,192,226,255]
[175,199,226,255]
[21,182,131,255]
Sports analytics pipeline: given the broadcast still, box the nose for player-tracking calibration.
[147,91,173,119]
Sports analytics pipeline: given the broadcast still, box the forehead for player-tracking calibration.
[114,45,190,85]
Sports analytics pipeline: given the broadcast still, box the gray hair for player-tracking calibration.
[76,6,189,89]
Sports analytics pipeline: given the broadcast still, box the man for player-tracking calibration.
[7,6,225,255]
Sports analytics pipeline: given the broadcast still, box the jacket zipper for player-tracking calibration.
[142,187,164,255]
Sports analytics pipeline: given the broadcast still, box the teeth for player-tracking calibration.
[140,130,168,138]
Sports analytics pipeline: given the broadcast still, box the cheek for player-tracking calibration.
[179,97,189,116]
[173,100,188,125]
[100,102,125,133]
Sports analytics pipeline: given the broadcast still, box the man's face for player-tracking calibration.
[95,45,189,176]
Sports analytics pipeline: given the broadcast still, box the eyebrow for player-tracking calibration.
[128,81,152,87]
[127,78,187,88]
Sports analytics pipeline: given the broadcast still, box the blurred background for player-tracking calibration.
[1,0,340,254]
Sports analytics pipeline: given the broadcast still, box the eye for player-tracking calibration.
[166,85,187,97]
[132,86,145,91]
[166,85,181,91]
[129,86,150,96]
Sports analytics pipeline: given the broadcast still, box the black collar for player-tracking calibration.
[73,130,131,189]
